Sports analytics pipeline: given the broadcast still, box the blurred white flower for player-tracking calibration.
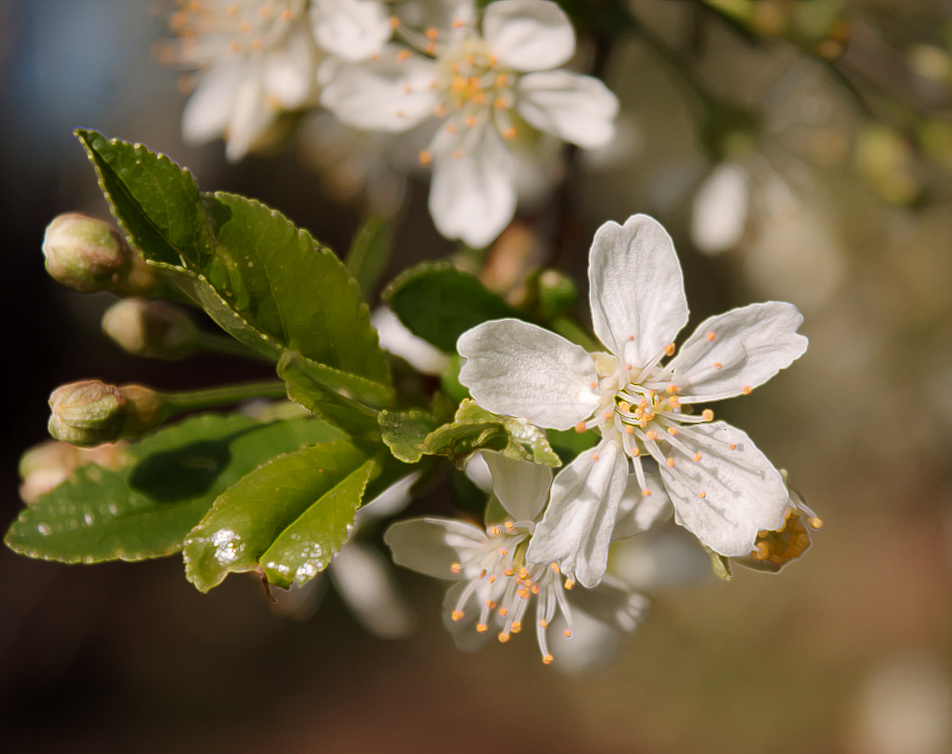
[372,306,451,375]
[320,0,618,246]
[457,214,807,586]
[161,0,320,161]
[385,452,647,666]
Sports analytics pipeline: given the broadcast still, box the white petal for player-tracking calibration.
[457,319,599,430]
[589,215,689,368]
[311,0,391,61]
[483,451,552,522]
[320,48,438,131]
[223,71,274,163]
[663,302,808,402]
[567,575,649,633]
[428,127,515,247]
[612,462,673,541]
[355,471,419,522]
[263,25,317,108]
[516,71,618,148]
[549,610,620,675]
[483,0,575,71]
[441,580,492,650]
[658,421,789,556]
[330,543,415,638]
[181,61,248,145]
[526,440,629,587]
[384,517,486,578]
[372,307,450,375]
[691,162,750,254]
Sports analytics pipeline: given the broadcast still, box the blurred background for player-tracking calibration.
[2,0,951,752]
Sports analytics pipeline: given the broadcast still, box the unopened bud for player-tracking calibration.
[48,380,167,447]
[102,299,202,359]
[42,213,158,294]
[19,439,128,503]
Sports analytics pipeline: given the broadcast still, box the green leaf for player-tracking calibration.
[345,216,393,301]
[383,263,523,351]
[547,426,599,464]
[422,399,561,467]
[5,414,343,563]
[378,409,441,463]
[278,350,387,439]
[261,459,376,589]
[183,440,367,591]
[77,131,392,396]
[75,128,208,269]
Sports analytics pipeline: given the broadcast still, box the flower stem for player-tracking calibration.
[160,380,288,414]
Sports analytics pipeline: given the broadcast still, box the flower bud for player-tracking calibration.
[42,213,159,294]
[48,380,167,447]
[102,299,202,359]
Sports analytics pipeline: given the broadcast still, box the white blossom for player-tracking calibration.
[457,214,807,586]
[320,0,618,247]
[161,0,320,162]
[385,452,648,666]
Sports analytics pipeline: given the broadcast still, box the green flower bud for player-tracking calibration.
[102,299,202,359]
[19,439,128,503]
[42,213,158,294]
[48,380,167,447]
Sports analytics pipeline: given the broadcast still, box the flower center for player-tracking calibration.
[449,521,576,664]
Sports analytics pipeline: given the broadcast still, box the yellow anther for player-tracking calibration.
[808,516,824,529]
[646,430,658,441]
[518,567,529,580]
[487,575,497,585]
[452,149,463,160]
[714,361,723,370]
[503,127,517,139]
[452,610,464,621]
[667,427,679,436]
[693,453,703,462]
[396,49,411,61]
[511,622,522,633]
[425,27,438,39]
[504,521,515,532]
[563,629,573,639]
[496,74,508,87]
[498,607,509,617]
[729,443,737,450]
[538,619,548,628]
[753,542,769,561]
[504,568,514,577]
[667,383,679,394]
[450,562,461,575]
[592,453,600,462]
[476,623,488,633]
[453,18,464,28]
[664,342,676,356]
[488,55,497,67]
[239,21,251,33]
[641,488,652,497]
[465,115,477,127]
[434,103,447,116]
[630,447,640,457]
[702,409,714,421]
[628,335,635,341]
[550,562,560,573]
[485,599,496,609]
[395,110,405,118]
[625,426,635,435]
[706,331,717,341]
[531,584,540,594]
[564,579,575,590]
[488,525,500,536]
[575,421,587,433]
[498,632,510,643]
[389,15,400,29]
[667,457,676,467]
[698,491,707,499]
[250,38,263,50]
[499,548,508,557]
[542,654,554,665]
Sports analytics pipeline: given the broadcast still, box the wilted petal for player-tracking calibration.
[310,0,391,62]
[483,451,552,522]
[457,319,599,430]
[516,71,618,148]
[589,215,689,368]
[320,48,438,131]
[612,463,672,541]
[663,302,808,402]
[385,517,486,579]
[483,0,575,71]
[526,440,629,587]
[428,127,515,247]
[659,422,789,556]
[330,543,415,638]
[568,575,649,633]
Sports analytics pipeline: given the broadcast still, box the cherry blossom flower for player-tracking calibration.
[385,452,648,665]
[456,214,807,586]
[320,0,618,247]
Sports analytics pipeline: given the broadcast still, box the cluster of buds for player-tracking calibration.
[42,213,159,295]
[48,381,167,448]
